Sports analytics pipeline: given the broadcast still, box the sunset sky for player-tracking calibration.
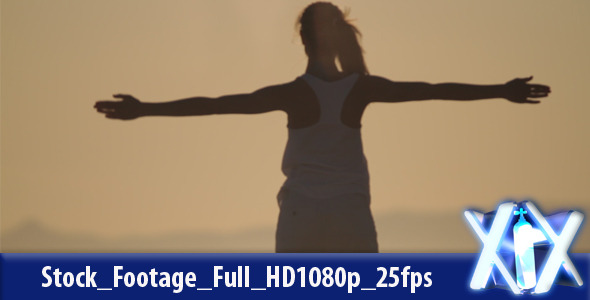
[2,0,589,252]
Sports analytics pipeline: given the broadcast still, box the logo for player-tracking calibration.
[464,200,584,294]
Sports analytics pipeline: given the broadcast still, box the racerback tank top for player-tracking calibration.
[280,73,370,200]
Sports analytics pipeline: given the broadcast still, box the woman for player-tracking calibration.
[94,2,550,252]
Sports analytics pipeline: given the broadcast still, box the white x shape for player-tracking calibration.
[464,202,521,294]
[523,201,584,294]
[465,201,585,295]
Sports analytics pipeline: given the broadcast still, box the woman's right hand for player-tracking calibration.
[94,94,142,120]
[504,76,551,104]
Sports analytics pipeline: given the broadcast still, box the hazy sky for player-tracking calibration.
[2,0,589,252]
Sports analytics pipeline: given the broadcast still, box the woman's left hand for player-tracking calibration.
[94,94,142,120]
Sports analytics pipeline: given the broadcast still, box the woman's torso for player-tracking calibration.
[280,73,371,200]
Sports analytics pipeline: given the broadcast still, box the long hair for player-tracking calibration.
[297,2,369,75]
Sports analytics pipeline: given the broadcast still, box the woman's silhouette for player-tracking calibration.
[94,2,550,253]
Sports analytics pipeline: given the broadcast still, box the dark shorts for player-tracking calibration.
[275,188,378,253]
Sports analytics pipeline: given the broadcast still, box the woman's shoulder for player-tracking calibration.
[251,78,316,111]
[358,74,394,85]
[259,77,308,93]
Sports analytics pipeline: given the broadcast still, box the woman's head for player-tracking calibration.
[297,2,368,75]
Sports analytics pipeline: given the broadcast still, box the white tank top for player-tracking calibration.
[280,73,370,199]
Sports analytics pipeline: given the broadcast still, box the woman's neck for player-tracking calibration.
[305,56,345,81]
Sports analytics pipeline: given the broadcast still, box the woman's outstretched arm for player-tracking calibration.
[94,84,288,120]
[366,76,551,104]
